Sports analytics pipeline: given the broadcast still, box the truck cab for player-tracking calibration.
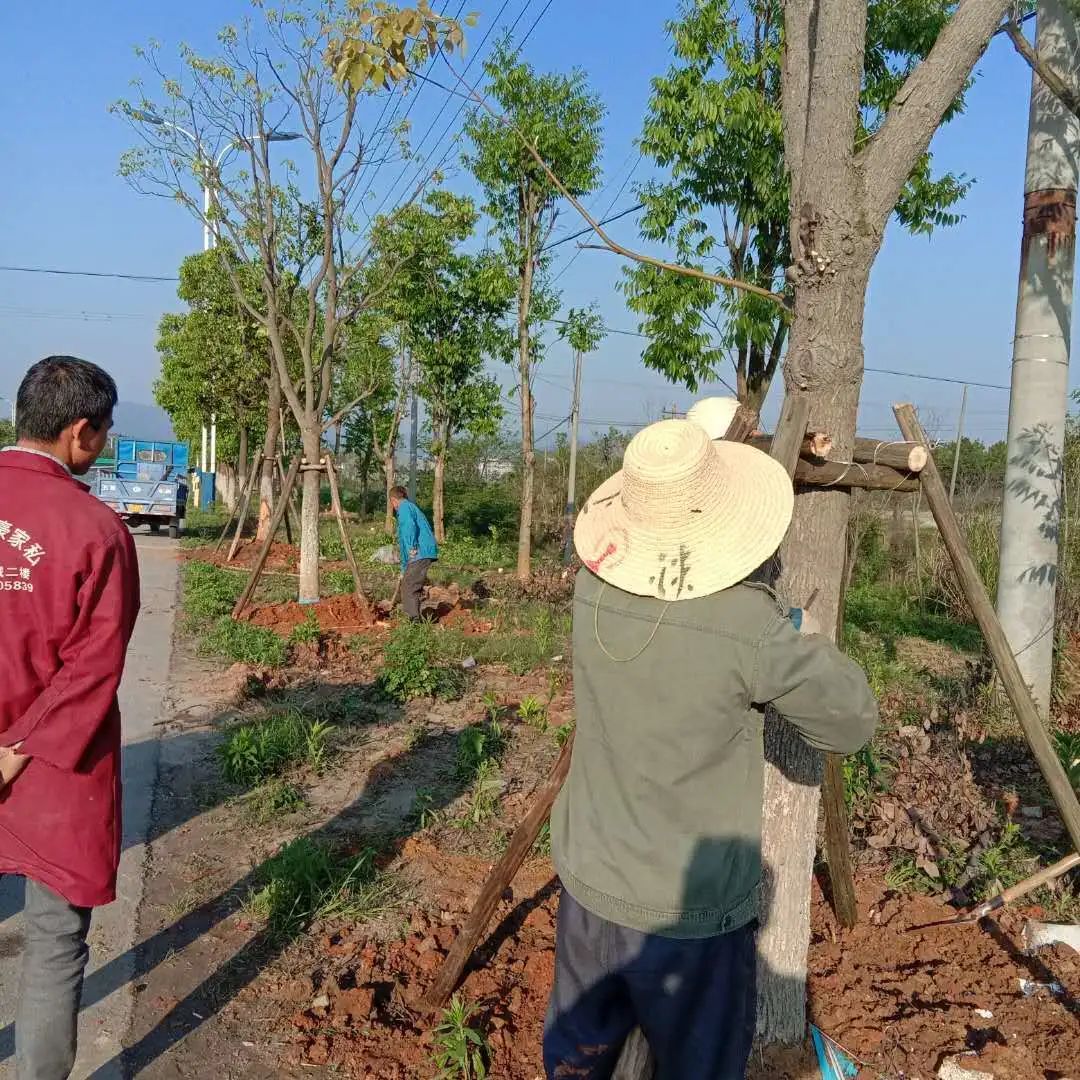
[89,435,189,537]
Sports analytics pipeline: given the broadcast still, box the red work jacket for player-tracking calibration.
[0,450,140,907]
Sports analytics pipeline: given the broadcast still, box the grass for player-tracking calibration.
[432,994,489,1080]
[201,617,288,667]
[244,837,398,940]
[1054,730,1080,789]
[289,611,322,646]
[845,580,983,653]
[455,720,508,783]
[182,561,241,622]
[218,708,334,786]
[457,758,504,830]
[842,744,891,813]
[244,779,307,823]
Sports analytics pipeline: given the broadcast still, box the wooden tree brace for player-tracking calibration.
[894,404,1080,855]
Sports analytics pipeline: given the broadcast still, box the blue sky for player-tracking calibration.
[0,1,1059,447]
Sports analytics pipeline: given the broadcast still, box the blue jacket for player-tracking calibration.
[396,499,438,572]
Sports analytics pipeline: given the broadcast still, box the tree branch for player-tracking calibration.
[1005,18,1080,120]
[862,0,1013,227]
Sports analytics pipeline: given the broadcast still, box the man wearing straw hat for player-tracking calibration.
[544,413,877,1079]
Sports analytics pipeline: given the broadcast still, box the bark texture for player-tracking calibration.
[257,364,282,542]
[298,433,322,604]
[759,0,1012,1043]
[433,420,449,543]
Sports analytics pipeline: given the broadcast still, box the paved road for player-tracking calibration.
[0,532,178,1078]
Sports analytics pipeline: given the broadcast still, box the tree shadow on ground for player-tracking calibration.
[0,676,478,1075]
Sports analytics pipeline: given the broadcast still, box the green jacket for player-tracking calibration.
[551,568,877,939]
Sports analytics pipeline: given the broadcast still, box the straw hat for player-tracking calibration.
[574,419,794,600]
[685,396,741,440]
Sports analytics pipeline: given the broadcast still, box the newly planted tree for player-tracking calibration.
[118,0,467,602]
[465,40,604,579]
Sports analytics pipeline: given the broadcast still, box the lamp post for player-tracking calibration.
[130,110,299,501]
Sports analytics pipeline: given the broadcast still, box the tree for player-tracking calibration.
[118,0,467,603]
[0,420,14,448]
[624,0,973,411]
[155,249,267,508]
[754,0,1014,1043]
[408,193,513,541]
[465,40,604,580]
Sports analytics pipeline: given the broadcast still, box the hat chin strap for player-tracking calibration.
[593,582,671,663]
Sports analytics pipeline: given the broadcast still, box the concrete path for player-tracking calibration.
[0,532,178,1078]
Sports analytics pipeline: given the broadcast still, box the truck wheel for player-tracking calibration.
[150,522,162,535]
[168,521,181,540]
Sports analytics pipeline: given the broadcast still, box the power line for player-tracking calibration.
[543,202,644,252]
[0,265,177,283]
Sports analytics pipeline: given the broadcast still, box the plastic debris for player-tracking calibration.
[370,545,397,565]
[461,656,477,670]
[810,1024,859,1079]
[938,1055,994,1080]
[1019,977,1065,998]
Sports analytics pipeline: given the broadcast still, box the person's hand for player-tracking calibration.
[0,744,29,791]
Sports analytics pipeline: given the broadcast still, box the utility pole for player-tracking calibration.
[949,383,969,502]
[997,0,1080,718]
[562,348,584,563]
[408,355,419,504]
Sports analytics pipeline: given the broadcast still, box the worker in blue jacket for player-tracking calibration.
[390,485,439,621]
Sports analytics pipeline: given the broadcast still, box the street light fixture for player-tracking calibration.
[128,108,300,483]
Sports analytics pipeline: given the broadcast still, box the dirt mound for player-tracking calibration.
[808,878,1080,1079]
[246,593,381,635]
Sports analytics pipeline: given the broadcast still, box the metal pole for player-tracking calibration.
[949,383,969,502]
[203,183,213,252]
[562,349,583,563]
[210,413,217,475]
[997,0,1080,718]
[408,356,418,504]
[201,425,208,473]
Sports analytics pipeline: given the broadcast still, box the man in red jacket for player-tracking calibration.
[0,356,140,1079]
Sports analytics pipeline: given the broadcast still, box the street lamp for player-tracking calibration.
[129,109,300,482]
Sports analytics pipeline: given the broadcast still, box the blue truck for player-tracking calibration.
[89,436,189,538]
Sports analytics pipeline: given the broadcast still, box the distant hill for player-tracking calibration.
[113,402,177,442]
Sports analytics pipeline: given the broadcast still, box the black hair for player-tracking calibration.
[16,356,118,442]
[389,485,408,501]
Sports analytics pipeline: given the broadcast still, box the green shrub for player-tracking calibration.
[432,994,489,1079]
[219,709,333,786]
[245,779,306,823]
[201,617,288,666]
[245,837,397,939]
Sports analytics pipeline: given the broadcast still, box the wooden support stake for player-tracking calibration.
[746,437,920,491]
[232,454,302,619]
[894,404,1080,855]
[424,733,576,1010]
[213,459,257,554]
[226,457,263,563]
[324,455,366,605]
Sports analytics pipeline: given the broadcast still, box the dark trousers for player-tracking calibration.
[402,558,433,621]
[544,890,757,1080]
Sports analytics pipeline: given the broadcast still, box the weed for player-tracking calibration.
[533,819,552,857]
[532,607,555,657]
[405,720,431,751]
[289,611,322,646]
[552,721,575,748]
[432,994,488,1080]
[976,821,1038,896]
[885,854,937,895]
[1054,730,1080,789]
[379,621,466,702]
[457,758,503,830]
[517,696,548,731]
[324,568,356,595]
[218,709,334,786]
[481,691,504,723]
[182,561,241,621]
[201,617,287,667]
[843,745,891,812]
[245,837,397,939]
[410,787,440,829]
[455,720,507,782]
[246,779,307,823]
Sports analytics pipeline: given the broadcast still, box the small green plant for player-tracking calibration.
[1054,730,1080,789]
[245,837,397,939]
[481,691,504,723]
[455,720,507,782]
[410,787,440,829]
[202,617,287,667]
[533,819,551,856]
[246,779,306,823]
[324,568,355,595]
[517,696,548,731]
[884,854,938,895]
[219,709,334,786]
[289,611,322,646]
[977,821,1038,895]
[405,719,431,751]
[842,745,890,812]
[432,994,488,1080]
[552,721,575,748]
[532,607,555,658]
[379,621,465,702]
[457,758,503,830]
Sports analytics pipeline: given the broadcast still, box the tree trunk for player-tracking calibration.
[298,428,322,604]
[383,452,396,534]
[360,442,373,519]
[257,364,282,542]
[433,422,448,543]
[516,196,537,582]
[218,462,238,511]
[757,265,870,1043]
